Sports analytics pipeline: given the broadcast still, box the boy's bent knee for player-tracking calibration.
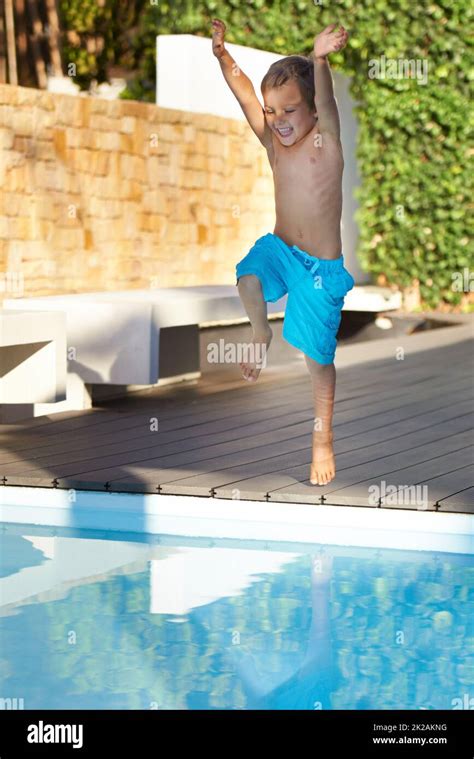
[237,274,263,289]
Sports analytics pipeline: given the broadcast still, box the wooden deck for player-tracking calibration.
[1,315,473,514]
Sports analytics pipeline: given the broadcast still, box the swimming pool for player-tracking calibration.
[1,523,472,710]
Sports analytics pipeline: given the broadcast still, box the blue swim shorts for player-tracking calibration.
[235,232,355,364]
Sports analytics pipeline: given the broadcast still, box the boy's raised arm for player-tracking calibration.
[313,24,349,141]
[212,19,272,149]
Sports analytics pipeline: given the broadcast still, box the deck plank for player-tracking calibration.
[3,369,470,477]
[3,383,472,493]
[271,448,474,509]
[2,369,470,473]
[5,359,469,458]
[206,416,474,502]
[437,486,474,513]
[213,430,473,507]
[0,323,472,514]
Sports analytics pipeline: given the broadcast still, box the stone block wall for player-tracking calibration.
[0,84,274,301]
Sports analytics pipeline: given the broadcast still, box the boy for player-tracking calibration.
[211,19,355,486]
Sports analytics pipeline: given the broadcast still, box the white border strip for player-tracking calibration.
[0,486,472,554]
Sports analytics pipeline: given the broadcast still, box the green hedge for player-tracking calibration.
[58,0,147,90]
[58,0,473,310]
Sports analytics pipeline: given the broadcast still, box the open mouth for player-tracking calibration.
[276,126,293,138]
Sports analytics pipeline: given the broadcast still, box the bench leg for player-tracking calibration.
[158,325,200,379]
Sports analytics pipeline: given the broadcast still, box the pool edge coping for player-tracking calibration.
[1,485,472,555]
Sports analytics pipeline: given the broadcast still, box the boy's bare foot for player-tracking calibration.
[310,429,335,485]
[240,328,272,382]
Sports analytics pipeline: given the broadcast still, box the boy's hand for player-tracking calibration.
[314,24,348,60]
[211,18,227,59]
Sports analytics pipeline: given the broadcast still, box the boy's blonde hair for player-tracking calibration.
[260,54,316,113]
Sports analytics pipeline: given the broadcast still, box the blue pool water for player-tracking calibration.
[0,524,473,710]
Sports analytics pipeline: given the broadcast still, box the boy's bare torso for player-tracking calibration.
[266,126,344,260]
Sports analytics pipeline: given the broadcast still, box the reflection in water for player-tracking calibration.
[233,553,339,709]
[0,527,472,710]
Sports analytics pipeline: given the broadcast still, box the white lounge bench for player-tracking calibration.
[3,284,400,416]
[0,310,67,422]
[4,287,287,387]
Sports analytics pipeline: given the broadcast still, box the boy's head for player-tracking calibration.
[261,55,317,146]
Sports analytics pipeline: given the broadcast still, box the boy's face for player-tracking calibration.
[262,79,317,146]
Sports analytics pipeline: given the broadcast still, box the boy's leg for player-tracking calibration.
[237,274,273,382]
[304,354,336,485]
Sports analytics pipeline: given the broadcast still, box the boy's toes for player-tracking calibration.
[240,362,261,382]
[310,464,335,486]
[310,468,320,485]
